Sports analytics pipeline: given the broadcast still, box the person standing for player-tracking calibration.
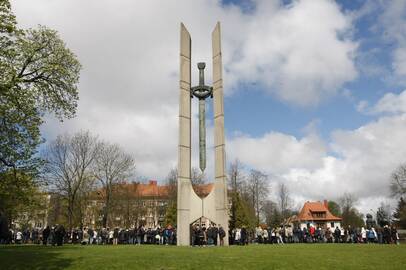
[55,224,65,246]
[42,226,50,246]
[137,225,145,245]
[391,226,399,245]
[88,227,94,245]
[383,225,391,244]
[368,227,376,243]
[235,228,241,245]
[218,225,225,246]
[16,230,22,244]
[108,228,114,244]
[113,227,119,245]
[334,227,341,243]
[241,227,247,245]
[361,227,367,243]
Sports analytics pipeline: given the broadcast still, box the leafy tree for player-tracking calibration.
[339,193,365,228]
[0,1,17,36]
[0,170,44,226]
[0,0,81,176]
[233,191,256,229]
[393,197,406,229]
[228,159,245,230]
[263,200,282,229]
[164,168,177,227]
[164,201,177,227]
[328,200,341,217]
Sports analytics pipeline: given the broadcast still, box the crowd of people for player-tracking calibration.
[190,223,226,246]
[1,223,401,246]
[0,225,177,246]
[230,225,401,245]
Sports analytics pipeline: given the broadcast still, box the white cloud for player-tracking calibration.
[372,90,406,114]
[357,90,406,115]
[228,132,326,175]
[11,0,359,179]
[226,0,358,106]
[356,100,368,113]
[228,94,406,213]
[378,0,406,83]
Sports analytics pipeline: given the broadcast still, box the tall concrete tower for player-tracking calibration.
[177,22,229,246]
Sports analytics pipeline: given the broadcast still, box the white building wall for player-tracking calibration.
[299,221,342,230]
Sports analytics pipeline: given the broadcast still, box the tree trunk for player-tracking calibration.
[102,187,111,228]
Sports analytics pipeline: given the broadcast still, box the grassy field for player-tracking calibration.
[0,244,405,270]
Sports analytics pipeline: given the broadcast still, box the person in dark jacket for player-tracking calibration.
[383,225,391,244]
[42,226,50,245]
[55,224,65,246]
[113,228,119,245]
[218,225,226,246]
[391,226,398,244]
[212,225,219,246]
[0,212,9,244]
[334,227,341,243]
[240,227,247,245]
[137,225,145,245]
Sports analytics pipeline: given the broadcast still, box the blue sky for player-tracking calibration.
[12,0,406,212]
[222,0,401,141]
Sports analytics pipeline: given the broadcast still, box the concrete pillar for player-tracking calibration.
[212,22,229,246]
[177,23,192,246]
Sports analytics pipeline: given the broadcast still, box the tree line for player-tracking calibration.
[43,131,136,230]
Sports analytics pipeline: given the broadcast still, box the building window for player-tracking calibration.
[312,212,326,218]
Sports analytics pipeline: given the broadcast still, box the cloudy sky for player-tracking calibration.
[11,0,406,213]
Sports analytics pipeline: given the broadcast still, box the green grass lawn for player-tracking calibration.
[0,244,405,270]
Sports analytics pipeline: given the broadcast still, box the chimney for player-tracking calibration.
[323,200,328,209]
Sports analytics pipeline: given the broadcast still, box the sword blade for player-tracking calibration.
[199,99,206,172]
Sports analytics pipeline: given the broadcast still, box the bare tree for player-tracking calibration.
[166,168,177,201]
[339,192,355,213]
[93,142,135,228]
[390,164,406,197]
[113,182,143,228]
[339,193,365,228]
[229,159,245,193]
[278,183,292,219]
[247,169,269,225]
[44,131,99,229]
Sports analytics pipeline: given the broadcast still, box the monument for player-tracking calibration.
[177,22,229,246]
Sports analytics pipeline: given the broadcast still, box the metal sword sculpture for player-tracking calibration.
[191,62,213,172]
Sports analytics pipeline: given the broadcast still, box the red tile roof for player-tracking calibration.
[297,200,342,222]
[94,180,213,199]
